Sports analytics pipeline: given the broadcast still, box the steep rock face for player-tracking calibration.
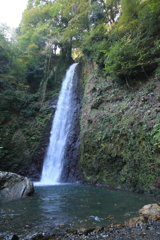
[80,61,160,194]
[0,171,34,198]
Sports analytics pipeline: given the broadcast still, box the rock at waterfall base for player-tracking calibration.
[125,216,148,227]
[139,204,160,221]
[0,171,34,198]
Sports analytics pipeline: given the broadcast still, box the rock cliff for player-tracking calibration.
[79,61,160,195]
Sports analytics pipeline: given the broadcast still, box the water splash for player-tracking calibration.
[39,63,78,185]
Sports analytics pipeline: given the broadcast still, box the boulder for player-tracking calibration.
[76,227,96,235]
[125,216,147,227]
[23,232,51,240]
[0,171,34,198]
[139,203,160,221]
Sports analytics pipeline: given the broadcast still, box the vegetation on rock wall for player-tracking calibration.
[80,60,160,194]
[78,0,160,194]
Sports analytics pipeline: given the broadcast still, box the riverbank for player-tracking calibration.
[55,220,160,240]
[5,219,159,240]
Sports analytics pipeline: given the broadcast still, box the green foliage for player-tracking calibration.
[0,24,14,74]
[151,115,160,149]
[82,23,107,61]
[0,74,29,116]
[152,124,160,148]
[102,37,139,78]
[96,0,160,81]
[89,0,106,25]
[1,0,160,87]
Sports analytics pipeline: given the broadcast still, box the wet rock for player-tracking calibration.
[139,204,160,221]
[0,171,34,199]
[11,235,19,240]
[77,227,96,235]
[2,234,19,240]
[125,216,148,227]
[23,232,52,240]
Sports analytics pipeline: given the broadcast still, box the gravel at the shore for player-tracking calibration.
[54,220,160,240]
[1,220,160,240]
[6,219,156,240]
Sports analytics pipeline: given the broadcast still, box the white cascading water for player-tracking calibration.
[40,63,78,185]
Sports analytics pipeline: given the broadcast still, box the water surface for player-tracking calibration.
[0,184,157,236]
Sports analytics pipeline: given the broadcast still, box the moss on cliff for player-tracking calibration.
[0,105,54,176]
[80,61,160,194]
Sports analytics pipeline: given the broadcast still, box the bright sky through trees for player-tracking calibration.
[0,0,28,28]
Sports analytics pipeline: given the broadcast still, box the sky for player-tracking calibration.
[0,0,28,28]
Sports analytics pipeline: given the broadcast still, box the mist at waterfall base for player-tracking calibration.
[37,63,79,185]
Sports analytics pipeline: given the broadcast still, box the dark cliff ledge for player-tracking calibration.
[79,60,160,196]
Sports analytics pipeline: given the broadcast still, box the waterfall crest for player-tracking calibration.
[40,63,78,185]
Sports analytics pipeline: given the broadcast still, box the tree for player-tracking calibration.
[0,24,15,74]
[101,0,160,81]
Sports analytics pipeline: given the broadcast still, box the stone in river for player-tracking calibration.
[0,171,34,199]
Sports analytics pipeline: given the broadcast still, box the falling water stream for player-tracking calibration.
[40,63,78,185]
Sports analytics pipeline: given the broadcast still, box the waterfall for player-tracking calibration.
[40,63,78,185]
